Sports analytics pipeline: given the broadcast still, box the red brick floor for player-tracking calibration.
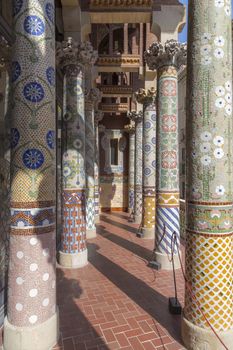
[54,212,185,350]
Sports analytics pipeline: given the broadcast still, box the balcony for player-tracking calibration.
[89,0,152,22]
[99,103,129,113]
[98,85,133,97]
[97,54,140,72]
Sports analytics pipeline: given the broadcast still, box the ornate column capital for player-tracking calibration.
[127,110,143,123]
[145,39,187,70]
[56,37,98,72]
[135,87,157,105]
[94,110,104,126]
[85,87,102,110]
[124,124,135,134]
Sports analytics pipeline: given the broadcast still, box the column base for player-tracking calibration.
[133,216,142,224]
[154,251,181,270]
[95,215,100,224]
[59,249,88,269]
[86,228,97,239]
[141,227,155,239]
[3,308,59,350]
[182,316,233,350]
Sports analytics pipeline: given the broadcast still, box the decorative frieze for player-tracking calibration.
[90,0,152,9]
[100,103,129,113]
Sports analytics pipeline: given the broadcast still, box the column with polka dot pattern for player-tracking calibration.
[4,1,58,349]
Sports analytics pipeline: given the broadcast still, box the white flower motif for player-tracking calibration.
[215,185,225,196]
[214,48,224,59]
[201,44,212,56]
[225,81,232,91]
[201,33,211,43]
[214,36,225,47]
[201,155,211,166]
[215,86,225,96]
[201,131,212,142]
[200,142,211,153]
[215,0,224,7]
[225,104,232,115]
[225,5,230,16]
[213,136,224,146]
[201,56,212,65]
[215,97,225,108]
[225,93,232,104]
[214,148,224,159]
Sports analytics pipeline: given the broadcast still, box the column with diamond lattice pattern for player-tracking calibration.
[181,1,233,348]
[57,39,97,268]
[85,88,101,239]
[135,88,156,239]
[145,40,186,269]
[128,111,143,224]
[124,123,135,216]
[4,1,58,349]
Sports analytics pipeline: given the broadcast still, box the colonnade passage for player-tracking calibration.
[0,0,232,350]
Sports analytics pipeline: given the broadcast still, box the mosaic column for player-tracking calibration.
[94,110,103,224]
[128,111,143,224]
[85,88,101,239]
[181,2,233,348]
[4,1,58,349]
[124,123,135,215]
[57,39,97,268]
[145,40,186,269]
[136,88,157,239]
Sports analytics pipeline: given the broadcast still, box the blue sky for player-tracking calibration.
[178,0,233,42]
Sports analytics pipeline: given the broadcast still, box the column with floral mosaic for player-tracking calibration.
[94,110,103,224]
[85,88,101,239]
[128,111,143,224]
[4,1,58,349]
[135,88,157,239]
[57,39,97,268]
[124,123,135,215]
[145,40,186,268]
[182,1,233,348]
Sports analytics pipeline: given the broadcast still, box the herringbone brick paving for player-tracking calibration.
[54,212,185,350]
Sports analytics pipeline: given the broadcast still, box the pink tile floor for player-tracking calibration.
[54,212,186,350]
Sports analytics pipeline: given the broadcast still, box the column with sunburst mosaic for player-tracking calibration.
[4,1,58,349]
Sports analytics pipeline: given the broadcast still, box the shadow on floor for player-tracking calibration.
[106,212,129,220]
[88,242,183,345]
[100,214,139,235]
[97,224,153,262]
[56,268,109,350]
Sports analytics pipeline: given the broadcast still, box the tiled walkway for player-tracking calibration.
[54,212,185,350]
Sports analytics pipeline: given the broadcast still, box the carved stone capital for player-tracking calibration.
[135,87,157,105]
[124,124,135,134]
[145,39,187,70]
[85,88,102,110]
[127,110,143,123]
[56,37,98,71]
[94,110,104,126]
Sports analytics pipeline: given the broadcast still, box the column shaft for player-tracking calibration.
[128,112,143,224]
[85,100,96,238]
[145,40,186,269]
[136,89,157,239]
[4,1,58,349]
[60,63,87,268]
[94,111,103,224]
[182,1,233,348]
[156,66,180,267]
[128,130,135,214]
